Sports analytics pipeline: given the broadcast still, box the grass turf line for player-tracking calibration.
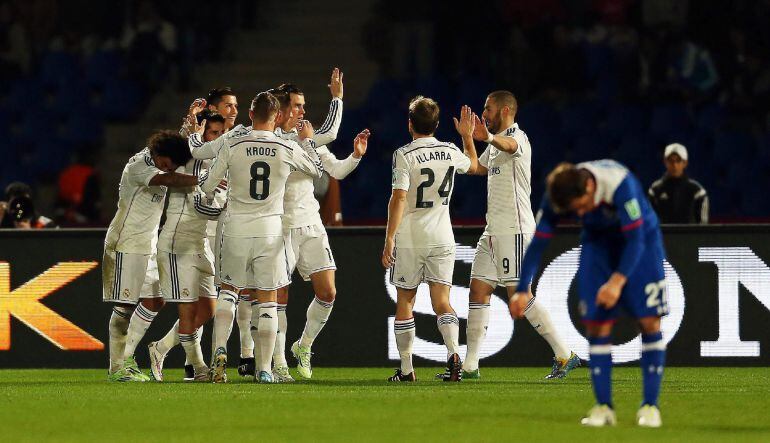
[0,367,768,442]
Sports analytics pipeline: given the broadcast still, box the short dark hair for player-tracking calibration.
[197,109,226,126]
[408,96,440,135]
[207,87,236,107]
[488,90,518,116]
[147,130,192,167]
[271,83,303,110]
[250,91,280,123]
[5,181,32,201]
[546,162,590,213]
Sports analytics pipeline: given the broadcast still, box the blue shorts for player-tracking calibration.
[577,234,669,323]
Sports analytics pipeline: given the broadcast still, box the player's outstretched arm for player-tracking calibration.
[472,114,519,154]
[318,129,370,180]
[199,145,230,194]
[148,172,199,188]
[290,136,324,179]
[314,68,344,146]
[454,106,483,175]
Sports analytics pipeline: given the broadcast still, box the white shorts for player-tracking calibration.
[158,249,216,302]
[219,235,290,291]
[285,223,336,282]
[470,233,533,288]
[102,247,161,304]
[389,245,455,290]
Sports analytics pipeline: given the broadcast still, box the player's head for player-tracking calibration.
[206,87,238,129]
[663,143,688,178]
[483,91,517,134]
[408,96,440,137]
[147,130,192,172]
[197,109,226,142]
[273,83,305,128]
[7,196,36,229]
[249,91,280,129]
[547,162,596,216]
[4,181,32,201]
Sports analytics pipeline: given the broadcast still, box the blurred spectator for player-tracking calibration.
[648,143,709,224]
[0,1,31,84]
[5,196,57,229]
[55,149,101,226]
[666,35,719,99]
[0,182,33,228]
[121,0,178,90]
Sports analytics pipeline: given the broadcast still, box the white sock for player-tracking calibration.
[156,319,179,355]
[437,312,460,357]
[299,296,333,348]
[464,302,490,371]
[179,330,206,373]
[273,304,288,367]
[524,298,571,360]
[236,294,254,358]
[192,325,204,368]
[122,303,158,360]
[252,302,278,373]
[213,290,237,353]
[108,306,132,373]
[394,318,415,374]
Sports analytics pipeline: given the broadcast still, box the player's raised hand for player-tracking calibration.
[382,238,395,268]
[508,292,529,319]
[453,105,475,138]
[329,67,344,99]
[353,129,371,159]
[185,113,206,136]
[472,113,491,142]
[298,120,315,140]
[188,98,207,117]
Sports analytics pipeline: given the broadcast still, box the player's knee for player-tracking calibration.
[316,286,336,303]
[141,297,164,312]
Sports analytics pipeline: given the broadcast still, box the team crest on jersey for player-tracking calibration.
[122,288,131,299]
[624,198,642,220]
[182,288,189,297]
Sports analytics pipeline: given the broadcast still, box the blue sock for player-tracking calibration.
[641,331,665,407]
[589,335,613,408]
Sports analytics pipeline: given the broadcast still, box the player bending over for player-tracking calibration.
[104,131,202,382]
[461,91,579,380]
[511,160,668,427]
[382,98,478,382]
[147,111,227,382]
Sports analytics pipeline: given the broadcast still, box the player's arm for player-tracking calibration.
[596,177,647,309]
[199,144,230,194]
[472,114,519,154]
[129,156,199,188]
[319,129,370,180]
[694,186,709,224]
[188,131,227,160]
[510,199,559,318]
[313,68,344,146]
[289,139,324,178]
[382,150,410,268]
[453,105,481,174]
[188,160,224,220]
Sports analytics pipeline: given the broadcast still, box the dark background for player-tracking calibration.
[1,226,768,368]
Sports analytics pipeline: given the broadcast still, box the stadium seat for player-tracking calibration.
[47,81,92,113]
[85,50,123,88]
[517,102,559,136]
[603,104,648,142]
[39,51,81,88]
[696,103,725,132]
[712,130,754,165]
[572,135,611,163]
[560,101,601,138]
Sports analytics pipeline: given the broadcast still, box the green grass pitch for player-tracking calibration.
[1,367,768,442]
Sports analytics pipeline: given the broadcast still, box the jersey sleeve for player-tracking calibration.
[128,155,163,187]
[452,144,472,174]
[613,176,646,277]
[200,144,230,195]
[693,184,709,224]
[289,139,324,178]
[515,197,559,292]
[478,146,490,168]
[188,132,226,160]
[508,131,524,158]
[391,150,410,191]
[313,98,343,146]
[189,160,223,219]
[317,145,360,179]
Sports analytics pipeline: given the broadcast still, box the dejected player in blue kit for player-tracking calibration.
[510,160,669,428]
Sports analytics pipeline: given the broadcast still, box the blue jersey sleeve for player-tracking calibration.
[516,197,559,292]
[613,176,646,277]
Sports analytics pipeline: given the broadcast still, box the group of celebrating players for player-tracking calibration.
[101,67,669,428]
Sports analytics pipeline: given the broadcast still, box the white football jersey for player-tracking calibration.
[480,123,536,235]
[105,148,167,254]
[391,137,471,248]
[275,97,350,228]
[158,158,223,254]
[200,129,323,237]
